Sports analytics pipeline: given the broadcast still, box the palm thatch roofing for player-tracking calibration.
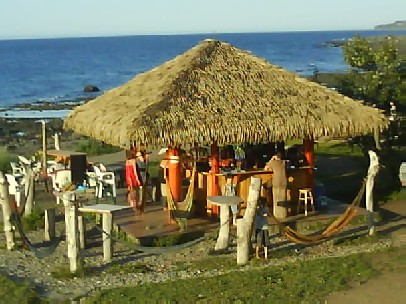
[64,39,388,149]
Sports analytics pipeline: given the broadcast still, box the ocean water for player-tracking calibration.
[0,30,404,111]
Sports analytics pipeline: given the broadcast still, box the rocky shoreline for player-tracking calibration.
[0,99,92,157]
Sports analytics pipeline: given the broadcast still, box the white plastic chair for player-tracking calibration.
[5,174,24,207]
[86,171,98,188]
[10,162,24,175]
[52,169,72,191]
[93,165,116,203]
[51,169,71,204]
[47,160,65,174]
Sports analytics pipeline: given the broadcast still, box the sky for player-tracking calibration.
[0,0,405,39]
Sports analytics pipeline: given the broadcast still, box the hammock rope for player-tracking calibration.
[272,178,367,245]
[165,167,196,217]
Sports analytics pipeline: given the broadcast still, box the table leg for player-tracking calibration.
[215,205,230,251]
[102,213,113,262]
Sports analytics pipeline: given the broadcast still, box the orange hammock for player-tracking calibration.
[165,167,196,219]
[272,178,366,245]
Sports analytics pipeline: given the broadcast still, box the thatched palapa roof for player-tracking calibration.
[64,39,388,148]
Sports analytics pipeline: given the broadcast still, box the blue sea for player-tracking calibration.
[0,30,404,117]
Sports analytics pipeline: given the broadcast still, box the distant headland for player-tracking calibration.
[374,20,406,30]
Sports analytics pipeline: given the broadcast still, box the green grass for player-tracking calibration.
[106,263,152,275]
[333,233,385,246]
[0,275,43,303]
[75,139,121,156]
[51,265,95,280]
[384,187,406,202]
[147,161,159,179]
[84,252,381,303]
[315,140,363,157]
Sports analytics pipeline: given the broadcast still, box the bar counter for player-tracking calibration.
[193,166,314,218]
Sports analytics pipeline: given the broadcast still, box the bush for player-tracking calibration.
[75,139,121,156]
[0,147,17,173]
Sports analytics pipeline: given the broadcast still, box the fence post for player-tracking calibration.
[44,208,55,241]
[63,191,82,272]
[23,167,35,216]
[366,150,379,236]
[0,172,15,250]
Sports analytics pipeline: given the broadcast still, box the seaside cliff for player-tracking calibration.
[375,20,406,30]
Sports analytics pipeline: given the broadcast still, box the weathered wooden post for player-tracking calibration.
[23,167,35,216]
[62,191,82,272]
[102,213,113,262]
[78,215,86,249]
[0,172,15,250]
[53,132,60,150]
[44,208,55,241]
[237,177,261,265]
[366,150,379,236]
[41,120,47,178]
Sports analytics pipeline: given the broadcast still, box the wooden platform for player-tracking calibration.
[97,188,368,243]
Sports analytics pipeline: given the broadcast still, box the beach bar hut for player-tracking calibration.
[64,39,388,216]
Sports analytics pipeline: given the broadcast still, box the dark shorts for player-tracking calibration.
[256,229,270,247]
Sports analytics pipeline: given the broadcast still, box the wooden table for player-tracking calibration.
[78,204,133,262]
[207,195,243,251]
[47,149,86,166]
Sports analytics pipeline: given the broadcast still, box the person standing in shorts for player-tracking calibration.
[254,198,270,259]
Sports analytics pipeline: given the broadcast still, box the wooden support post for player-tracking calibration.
[210,142,220,216]
[0,172,15,250]
[63,192,82,273]
[366,150,379,236]
[303,138,315,188]
[78,215,86,249]
[102,213,113,262]
[237,177,261,265]
[215,205,230,251]
[167,147,181,202]
[44,208,55,241]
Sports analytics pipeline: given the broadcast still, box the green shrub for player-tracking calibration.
[75,139,121,156]
[22,208,45,231]
[51,265,94,280]
[0,147,18,173]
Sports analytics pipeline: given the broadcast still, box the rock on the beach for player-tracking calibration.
[83,85,100,93]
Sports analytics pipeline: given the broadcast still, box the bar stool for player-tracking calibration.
[297,188,315,216]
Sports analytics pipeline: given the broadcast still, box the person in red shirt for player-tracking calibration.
[125,149,144,213]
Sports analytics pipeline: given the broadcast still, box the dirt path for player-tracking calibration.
[325,246,406,304]
[325,200,406,303]
[325,271,406,304]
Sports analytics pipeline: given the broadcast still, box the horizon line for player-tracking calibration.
[0,27,396,42]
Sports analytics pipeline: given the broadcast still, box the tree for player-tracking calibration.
[340,35,401,112]
[340,36,404,197]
